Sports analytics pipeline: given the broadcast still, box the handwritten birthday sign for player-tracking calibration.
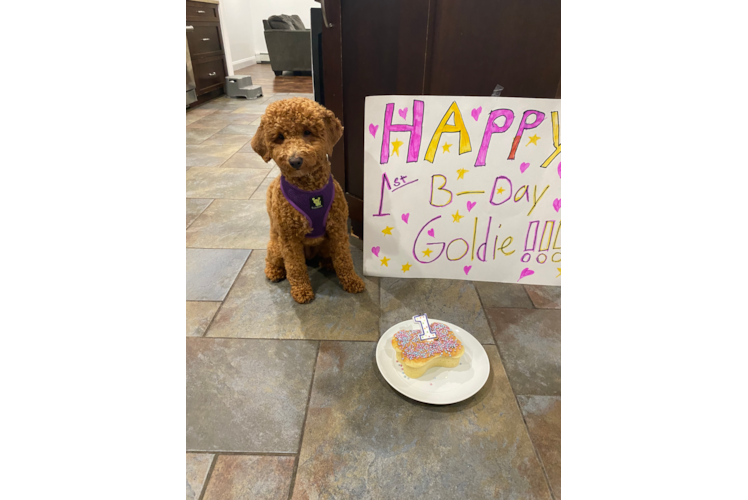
[363,96,561,286]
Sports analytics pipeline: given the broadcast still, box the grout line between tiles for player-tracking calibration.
[200,252,253,337]
[522,284,537,309]
[286,340,321,500]
[196,453,217,500]
[485,344,557,499]
[186,199,215,230]
[513,394,556,500]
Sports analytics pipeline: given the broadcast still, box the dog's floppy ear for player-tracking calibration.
[323,109,344,154]
[250,118,272,163]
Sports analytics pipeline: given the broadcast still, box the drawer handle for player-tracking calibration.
[186,25,194,30]
[208,72,216,76]
[202,38,210,41]
[197,10,205,13]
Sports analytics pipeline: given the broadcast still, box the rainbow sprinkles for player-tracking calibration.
[392,322,465,378]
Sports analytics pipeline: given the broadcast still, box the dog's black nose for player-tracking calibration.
[289,157,303,170]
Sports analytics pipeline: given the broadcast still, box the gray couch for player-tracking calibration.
[263,15,312,75]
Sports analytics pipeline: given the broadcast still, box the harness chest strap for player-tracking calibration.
[279,175,335,238]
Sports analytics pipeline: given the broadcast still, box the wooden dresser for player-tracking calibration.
[186,0,228,107]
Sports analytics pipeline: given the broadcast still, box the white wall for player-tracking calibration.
[221,0,257,70]
[249,0,318,55]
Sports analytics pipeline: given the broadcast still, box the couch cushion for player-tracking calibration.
[289,15,305,30]
[268,14,295,30]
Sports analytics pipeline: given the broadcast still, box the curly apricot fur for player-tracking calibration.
[251,98,365,303]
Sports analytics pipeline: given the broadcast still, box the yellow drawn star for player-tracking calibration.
[380,256,390,267]
[401,262,412,272]
[452,210,464,223]
[391,139,404,156]
[456,168,468,180]
[496,186,506,195]
[442,143,452,153]
[422,248,433,257]
[526,134,540,146]
[556,268,561,277]
[382,226,394,236]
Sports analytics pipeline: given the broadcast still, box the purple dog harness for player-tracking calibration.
[280,175,335,238]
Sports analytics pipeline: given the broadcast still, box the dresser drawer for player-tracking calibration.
[187,24,222,57]
[193,57,226,95]
[187,1,219,22]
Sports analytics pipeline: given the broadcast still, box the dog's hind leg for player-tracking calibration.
[265,231,286,282]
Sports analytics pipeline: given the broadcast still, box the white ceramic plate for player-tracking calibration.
[376,318,490,405]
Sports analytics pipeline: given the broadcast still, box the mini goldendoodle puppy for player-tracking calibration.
[250,97,365,303]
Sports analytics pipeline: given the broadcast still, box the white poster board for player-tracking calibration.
[363,96,561,286]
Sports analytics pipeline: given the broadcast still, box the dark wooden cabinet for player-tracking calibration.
[321,0,561,238]
[187,1,219,21]
[187,1,228,107]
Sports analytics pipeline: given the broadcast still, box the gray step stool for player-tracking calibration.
[225,75,263,100]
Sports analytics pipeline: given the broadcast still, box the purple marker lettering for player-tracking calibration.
[475,109,514,167]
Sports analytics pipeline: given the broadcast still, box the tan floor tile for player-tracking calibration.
[292,342,553,500]
[203,455,294,500]
[186,168,267,199]
[187,301,222,337]
[249,178,275,200]
[518,396,561,499]
[186,199,270,249]
[187,337,317,452]
[187,249,251,301]
[186,453,214,500]
[187,199,213,228]
[187,118,230,129]
[218,124,259,135]
[201,134,251,147]
[186,125,226,145]
[207,248,380,340]
[267,166,281,178]
[486,308,560,395]
[186,144,244,167]
[524,285,561,309]
[221,152,273,169]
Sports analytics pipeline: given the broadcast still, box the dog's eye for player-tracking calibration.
[303,130,312,137]
[275,133,285,144]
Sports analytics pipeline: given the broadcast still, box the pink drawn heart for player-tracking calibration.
[520,162,530,174]
[464,266,472,276]
[368,124,378,137]
[427,228,435,238]
[398,108,408,120]
[553,198,561,212]
[517,268,535,282]
[557,162,561,178]
[401,213,410,224]
[371,246,380,257]
[466,201,477,212]
[471,107,482,121]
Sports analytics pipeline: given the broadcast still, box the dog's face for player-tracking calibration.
[250,98,343,179]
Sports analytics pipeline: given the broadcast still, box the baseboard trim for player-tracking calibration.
[256,53,270,63]
[232,56,257,71]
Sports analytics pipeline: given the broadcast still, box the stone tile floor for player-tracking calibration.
[186,92,561,500]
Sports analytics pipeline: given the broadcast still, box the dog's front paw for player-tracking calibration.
[291,286,315,304]
[340,274,365,294]
[265,263,286,282]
